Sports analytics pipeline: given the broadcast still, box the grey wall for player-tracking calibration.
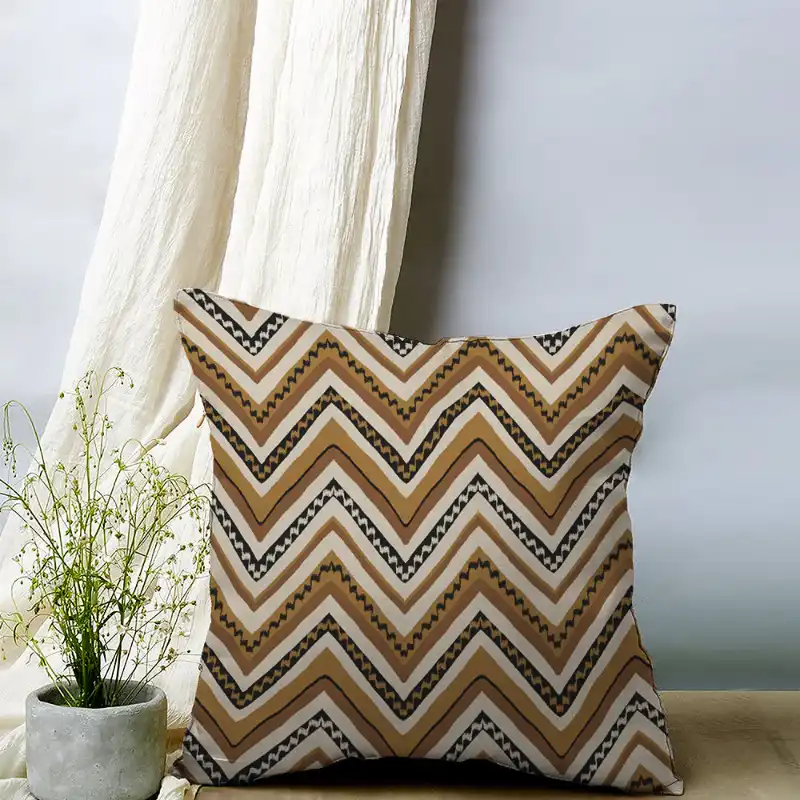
[1,2,797,689]
[393,0,800,689]
[0,1,137,439]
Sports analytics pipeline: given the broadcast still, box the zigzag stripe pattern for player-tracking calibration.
[174,289,682,794]
[444,713,541,773]
[198,382,644,483]
[378,332,420,357]
[210,537,635,657]
[212,464,631,582]
[201,590,634,715]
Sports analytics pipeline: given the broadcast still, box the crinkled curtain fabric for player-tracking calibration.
[0,1,436,798]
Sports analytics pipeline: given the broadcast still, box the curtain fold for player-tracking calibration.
[216,0,436,330]
[0,1,436,797]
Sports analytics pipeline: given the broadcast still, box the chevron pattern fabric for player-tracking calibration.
[174,289,682,794]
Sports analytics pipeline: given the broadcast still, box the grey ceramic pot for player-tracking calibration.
[26,682,167,800]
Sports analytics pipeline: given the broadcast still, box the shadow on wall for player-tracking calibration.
[390,0,472,342]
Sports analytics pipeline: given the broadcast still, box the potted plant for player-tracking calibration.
[0,369,209,800]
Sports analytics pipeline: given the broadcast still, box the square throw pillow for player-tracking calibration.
[174,289,682,794]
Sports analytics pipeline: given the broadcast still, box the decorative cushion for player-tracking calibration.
[174,289,682,794]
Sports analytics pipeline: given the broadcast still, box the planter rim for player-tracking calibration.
[28,681,166,717]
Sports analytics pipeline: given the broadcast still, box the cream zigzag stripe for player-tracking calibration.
[209,461,631,576]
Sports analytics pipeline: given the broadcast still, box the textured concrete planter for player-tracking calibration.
[26,682,167,800]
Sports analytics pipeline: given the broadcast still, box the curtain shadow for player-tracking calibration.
[390,0,472,342]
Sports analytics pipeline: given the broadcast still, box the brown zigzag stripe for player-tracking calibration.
[202,587,634,717]
[210,463,631,585]
[183,336,656,443]
[193,661,658,764]
[174,292,682,794]
[210,537,633,657]
[212,437,632,538]
[200,383,643,484]
[183,690,671,790]
[181,331,661,424]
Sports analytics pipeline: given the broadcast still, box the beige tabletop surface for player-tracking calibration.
[196,691,800,800]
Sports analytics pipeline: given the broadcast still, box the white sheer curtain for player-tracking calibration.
[0,1,436,797]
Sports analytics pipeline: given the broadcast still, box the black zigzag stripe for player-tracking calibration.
[577,694,668,784]
[205,589,634,717]
[378,332,422,357]
[232,711,363,784]
[182,729,226,785]
[533,324,582,357]
[185,331,661,425]
[212,540,633,656]
[184,712,364,786]
[214,464,630,582]
[202,382,642,485]
[444,712,542,774]
[187,288,288,355]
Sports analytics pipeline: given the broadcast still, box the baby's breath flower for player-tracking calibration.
[0,368,209,708]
